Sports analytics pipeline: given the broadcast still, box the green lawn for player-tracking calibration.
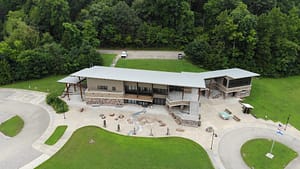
[1,75,65,95]
[245,76,300,130]
[0,115,24,137]
[116,59,205,72]
[45,125,68,145]
[102,54,117,66]
[241,139,298,169]
[37,126,214,169]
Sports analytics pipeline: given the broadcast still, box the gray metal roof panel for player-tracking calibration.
[183,68,260,79]
[68,66,259,88]
[71,66,206,88]
[57,76,81,84]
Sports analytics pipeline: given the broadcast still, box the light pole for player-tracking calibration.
[63,112,66,119]
[210,130,217,150]
[103,120,106,128]
[117,124,120,132]
[284,114,291,130]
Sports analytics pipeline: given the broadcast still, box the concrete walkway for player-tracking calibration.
[1,88,300,169]
[0,89,50,169]
[218,125,300,169]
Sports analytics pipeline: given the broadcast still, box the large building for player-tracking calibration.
[58,66,259,127]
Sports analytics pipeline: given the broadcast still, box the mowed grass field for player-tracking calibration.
[241,139,298,169]
[37,126,214,169]
[102,54,117,66]
[45,125,68,145]
[116,59,205,72]
[245,76,300,130]
[1,75,65,95]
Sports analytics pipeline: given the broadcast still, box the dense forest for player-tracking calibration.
[1,0,300,85]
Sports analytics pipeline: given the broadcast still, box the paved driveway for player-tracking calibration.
[0,90,50,169]
[98,49,183,59]
[218,127,300,169]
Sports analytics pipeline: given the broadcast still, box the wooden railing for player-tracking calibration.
[217,84,251,93]
[166,98,190,107]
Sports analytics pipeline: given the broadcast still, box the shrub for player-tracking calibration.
[46,93,69,113]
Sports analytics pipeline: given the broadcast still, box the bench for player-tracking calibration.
[225,108,233,114]
[233,115,241,122]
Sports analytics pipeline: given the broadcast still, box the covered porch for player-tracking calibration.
[57,76,86,101]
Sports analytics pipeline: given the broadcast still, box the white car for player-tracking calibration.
[121,51,128,58]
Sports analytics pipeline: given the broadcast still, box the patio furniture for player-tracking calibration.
[219,111,232,120]
[233,115,241,122]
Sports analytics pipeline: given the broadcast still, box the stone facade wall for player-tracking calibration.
[85,90,124,98]
[169,111,201,127]
[86,98,124,105]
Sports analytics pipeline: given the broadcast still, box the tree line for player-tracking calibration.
[1,0,300,85]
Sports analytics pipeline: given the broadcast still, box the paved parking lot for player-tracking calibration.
[0,90,50,169]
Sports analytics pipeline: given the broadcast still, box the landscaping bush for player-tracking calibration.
[46,93,69,113]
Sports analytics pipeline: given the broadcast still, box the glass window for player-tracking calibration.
[228,77,251,88]
[97,85,108,90]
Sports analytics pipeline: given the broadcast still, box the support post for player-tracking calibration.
[137,82,139,98]
[270,139,275,154]
[66,83,70,100]
[79,83,83,101]
[198,88,201,101]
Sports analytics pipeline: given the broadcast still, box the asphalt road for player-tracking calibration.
[218,127,300,169]
[98,49,183,59]
[0,91,49,169]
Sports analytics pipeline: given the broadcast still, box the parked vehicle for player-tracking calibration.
[121,51,128,58]
[178,53,184,60]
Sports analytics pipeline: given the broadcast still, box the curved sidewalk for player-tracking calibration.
[218,125,300,169]
[3,88,299,169]
[0,89,50,169]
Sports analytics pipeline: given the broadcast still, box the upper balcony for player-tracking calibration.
[216,83,252,93]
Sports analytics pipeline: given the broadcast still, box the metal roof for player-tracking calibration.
[71,66,206,88]
[57,76,81,84]
[183,68,260,80]
[241,103,254,109]
[63,66,259,88]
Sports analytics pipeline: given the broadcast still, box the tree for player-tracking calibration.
[4,11,40,50]
[61,22,81,50]
[82,20,100,48]
[67,0,92,20]
[15,50,50,80]
[29,0,70,40]
[255,8,300,76]
[0,58,12,85]
[211,2,257,69]
[243,0,275,15]
[37,42,67,74]
[111,1,141,36]
[204,0,241,29]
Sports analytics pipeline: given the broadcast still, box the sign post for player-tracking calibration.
[266,124,284,159]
